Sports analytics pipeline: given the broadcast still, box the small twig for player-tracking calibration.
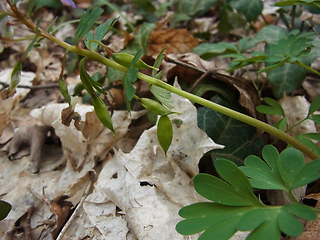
[188,71,212,92]
[56,178,94,240]
[24,206,34,240]
[0,81,59,90]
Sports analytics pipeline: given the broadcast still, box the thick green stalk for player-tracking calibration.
[137,73,319,160]
[8,2,319,160]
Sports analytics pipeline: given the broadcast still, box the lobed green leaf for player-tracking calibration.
[194,42,239,59]
[256,97,285,116]
[74,7,103,45]
[228,0,263,22]
[85,18,118,51]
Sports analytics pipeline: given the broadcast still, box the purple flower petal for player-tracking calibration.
[60,0,78,8]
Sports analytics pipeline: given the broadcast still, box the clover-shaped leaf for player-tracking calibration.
[177,154,318,240]
[240,145,320,191]
[194,159,263,207]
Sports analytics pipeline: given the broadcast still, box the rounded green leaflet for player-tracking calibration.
[157,115,173,156]
[112,53,159,71]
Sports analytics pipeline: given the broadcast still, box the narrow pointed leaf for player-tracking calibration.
[58,77,71,105]
[308,96,320,116]
[10,61,22,91]
[92,95,114,133]
[74,8,103,45]
[157,115,173,156]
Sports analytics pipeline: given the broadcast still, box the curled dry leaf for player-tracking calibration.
[30,103,145,170]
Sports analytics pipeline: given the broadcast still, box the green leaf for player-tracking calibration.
[240,146,285,190]
[197,95,264,165]
[283,204,317,221]
[177,155,318,239]
[123,50,142,106]
[124,23,155,55]
[194,160,262,206]
[193,42,239,59]
[214,159,262,206]
[33,0,62,9]
[176,202,248,237]
[74,7,103,45]
[278,209,304,236]
[150,85,174,109]
[79,58,107,96]
[10,61,22,91]
[238,208,278,231]
[278,148,305,189]
[267,62,309,99]
[308,96,320,116]
[253,26,288,45]
[301,132,320,141]
[256,97,285,116]
[310,114,320,125]
[275,0,320,7]
[228,0,263,21]
[0,200,11,221]
[152,48,165,78]
[241,145,320,191]
[92,95,114,133]
[246,219,281,240]
[157,115,173,156]
[291,155,320,188]
[85,18,118,51]
[296,134,320,157]
[274,117,288,131]
[58,77,71,106]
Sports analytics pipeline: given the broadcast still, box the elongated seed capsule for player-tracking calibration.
[112,53,159,71]
[140,98,176,115]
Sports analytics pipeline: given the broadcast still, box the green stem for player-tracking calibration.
[136,72,318,160]
[8,2,319,160]
[295,60,320,77]
[286,117,307,133]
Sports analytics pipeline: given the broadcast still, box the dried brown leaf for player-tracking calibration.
[148,28,199,56]
[8,125,54,173]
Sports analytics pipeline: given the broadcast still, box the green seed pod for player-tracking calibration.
[112,53,159,71]
[140,98,175,115]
